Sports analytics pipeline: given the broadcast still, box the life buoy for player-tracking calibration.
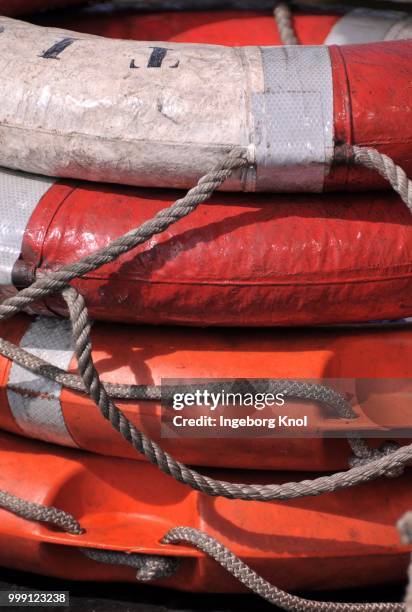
[33,4,412,47]
[1,16,412,192]
[0,0,82,15]
[0,313,409,471]
[2,167,412,327]
[0,430,410,592]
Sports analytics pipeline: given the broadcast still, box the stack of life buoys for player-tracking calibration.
[1,1,412,609]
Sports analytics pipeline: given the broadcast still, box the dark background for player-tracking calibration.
[0,568,405,611]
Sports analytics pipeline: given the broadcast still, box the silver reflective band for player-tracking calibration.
[252,46,334,192]
[325,9,412,45]
[0,168,54,285]
[7,316,77,447]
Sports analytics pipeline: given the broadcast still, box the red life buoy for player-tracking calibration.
[0,430,409,592]
[0,15,412,192]
[1,168,412,326]
[33,4,412,47]
[0,313,409,471]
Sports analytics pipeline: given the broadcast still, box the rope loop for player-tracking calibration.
[163,527,405,611]
[0,489,83,535]
[81,548,179,582]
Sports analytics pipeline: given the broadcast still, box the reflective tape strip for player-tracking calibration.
[325,9,412,45]
[7,316,78,447]
[0,168,55,285]
[252,46,334,192]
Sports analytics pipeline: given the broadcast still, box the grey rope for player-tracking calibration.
[349,440,403,478]
[0,489,83,535]
[163,527,405,611]
[353,147,412,213]
[274,1,299,45]
[81,548,179,582]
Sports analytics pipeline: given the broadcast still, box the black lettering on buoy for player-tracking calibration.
[148,47,169,68]
[131,47,180,70]
[41,37,75,60]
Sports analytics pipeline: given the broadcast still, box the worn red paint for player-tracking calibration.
[327,42,412,189]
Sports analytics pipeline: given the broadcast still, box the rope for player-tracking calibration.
[163,527,405,612]
[274,1,299,45]
[0,489,83,535]
[81,548,179,582]
[353,147,412,213]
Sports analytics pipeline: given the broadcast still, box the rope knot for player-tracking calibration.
[349,441,404,478]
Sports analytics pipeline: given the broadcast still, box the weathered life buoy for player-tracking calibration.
[0,0,82,15]
[0,313,409,470]
[0,430,410,592]
[0,15,412,192]
[2,167,412,327]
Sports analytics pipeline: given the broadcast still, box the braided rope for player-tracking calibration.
[81,548,179,582]
[273,1,299,45]
[163,527,405,612]
[0,489,83,535]
[353,147,412,212]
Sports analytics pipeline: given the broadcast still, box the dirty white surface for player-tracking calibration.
[0,17,334,191]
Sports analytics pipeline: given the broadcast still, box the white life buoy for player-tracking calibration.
[0,16,411,192]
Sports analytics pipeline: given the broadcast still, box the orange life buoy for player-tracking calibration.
[0,431,409,592]
[0,314,410,471]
